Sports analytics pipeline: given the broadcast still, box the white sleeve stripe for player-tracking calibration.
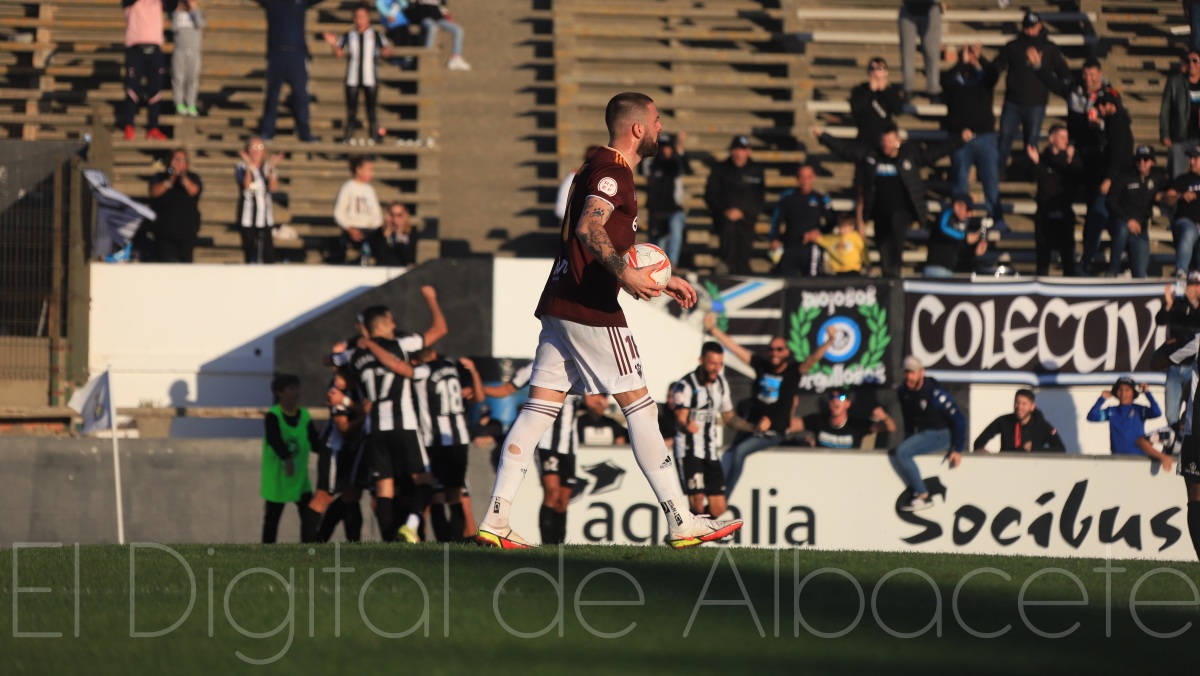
[586,194,616,210]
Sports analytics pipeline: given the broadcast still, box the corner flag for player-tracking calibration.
[68,370,113,435]
[67,368,125,544]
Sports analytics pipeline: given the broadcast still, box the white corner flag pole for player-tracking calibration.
[107,366,126,545]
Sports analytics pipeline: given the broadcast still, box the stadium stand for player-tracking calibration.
[0,0,1194,273]
[550,0,1192,276]
[0,0,441,263]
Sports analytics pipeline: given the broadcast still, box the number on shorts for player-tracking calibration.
[624,335,640,359]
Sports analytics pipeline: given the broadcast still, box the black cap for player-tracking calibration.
[730,135,752,149]
[1093,89,1119,107]
[1113,375,1137,393]
[659,132,673,146]
[1134,145,1155,160]
[1187,146,1200,159]
[1023,11,1041,28]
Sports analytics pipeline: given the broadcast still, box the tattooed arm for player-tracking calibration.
[575,195,662,301]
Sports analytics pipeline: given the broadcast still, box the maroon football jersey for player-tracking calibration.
[535,146,639,327]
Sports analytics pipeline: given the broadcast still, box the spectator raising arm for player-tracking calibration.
[703,312,753,365]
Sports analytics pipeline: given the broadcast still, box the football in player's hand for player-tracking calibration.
[624,242,672,286]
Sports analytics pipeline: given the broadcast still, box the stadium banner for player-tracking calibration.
[903,280,1166,386]
[695,276,786,343]
[783,278,898,392]
[511,447,1192,561]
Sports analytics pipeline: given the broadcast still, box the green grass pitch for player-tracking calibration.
[1,543,1196,674]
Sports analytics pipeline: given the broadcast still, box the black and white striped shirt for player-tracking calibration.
[511,362,578,455]
[337,28,389,88]
[671,369,733,461]
[234,161,273,229]
[342,332,424,433]
[413,357,471,447]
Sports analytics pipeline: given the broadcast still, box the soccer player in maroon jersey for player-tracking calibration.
[476,92,743,549]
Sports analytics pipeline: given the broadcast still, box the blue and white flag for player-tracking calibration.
[67,370,112,435]
[83,169,155,259]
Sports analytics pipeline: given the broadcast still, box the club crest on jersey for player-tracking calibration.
[597,177,618,196]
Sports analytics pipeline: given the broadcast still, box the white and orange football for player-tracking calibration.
[624,242,672,286]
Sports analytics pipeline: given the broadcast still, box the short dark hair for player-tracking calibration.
[701,341,724,357]
[1015,388,1036,403]
[1047,123,1067,136]
[604,92,654,136]
[1082,58,1102,71]
[270,374,300,398]
[354,2,370,13]
[361,305,390,331]
[349,156,373,175]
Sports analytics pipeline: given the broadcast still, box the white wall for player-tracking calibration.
[490,258,705,399]
[87,264,1174,447]
[968,383,1168,455]
[89,264,406,416]
[512,446,1190,560]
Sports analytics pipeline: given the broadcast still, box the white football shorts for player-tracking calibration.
[530,316,647,395]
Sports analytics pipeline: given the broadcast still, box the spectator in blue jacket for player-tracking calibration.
[1087,376,1162,455]
[890,355,967,512]
[769,164,835,277]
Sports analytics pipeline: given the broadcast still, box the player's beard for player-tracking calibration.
[637,134,658,160]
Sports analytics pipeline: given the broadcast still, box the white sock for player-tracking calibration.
[622,395,689,533]
[484,398,563,528]
[405,513,420,531]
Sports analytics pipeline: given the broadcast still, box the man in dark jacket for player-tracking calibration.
[1107,145,1167,278]
[769,164,834,277]
[704,135,765,275]
[1065,59,1116,166]
[1160,49,1200,178]
[993,11,1072,180]
[813,124,969,277]
[891,355,967,512]
[148,148,202,262]
[643,131,691,265]
[255,0,325,142]
[942,42,1003,226]
[973,389,1066,452]
[1028,124,1082,276]
[924,194,990,277]
[1079,89,1135,274]
[850,56,906,143]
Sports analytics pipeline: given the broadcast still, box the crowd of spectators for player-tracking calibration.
[668,8,1200,280]
[112,3,1200,279]
[113,1,473,264]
